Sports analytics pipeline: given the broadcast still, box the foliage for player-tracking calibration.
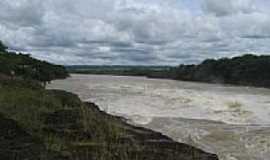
[0,41,7,52]
[67,65,173,77]
[0,52,69,84]
[175,54,270,87]
[68,54,270,88]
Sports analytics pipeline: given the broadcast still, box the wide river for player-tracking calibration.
[48,74,270,160]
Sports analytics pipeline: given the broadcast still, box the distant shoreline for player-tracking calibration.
[66,54,270,89]
[69,73,270,91]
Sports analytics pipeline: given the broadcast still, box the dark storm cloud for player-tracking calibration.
[241,35,270,39]
[202,0,255,17]
[0,0,270,65]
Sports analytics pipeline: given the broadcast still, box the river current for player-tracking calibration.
[48,74,270,160]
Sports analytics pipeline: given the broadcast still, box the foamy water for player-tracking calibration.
[48,74,270,160]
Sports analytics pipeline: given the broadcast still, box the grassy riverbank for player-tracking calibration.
[0,78,218,160]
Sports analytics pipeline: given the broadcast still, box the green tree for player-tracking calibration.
[0,41,8,52]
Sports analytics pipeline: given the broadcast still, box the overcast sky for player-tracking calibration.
[1,0,270,65]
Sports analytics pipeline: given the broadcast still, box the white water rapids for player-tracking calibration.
[48,74,270,160]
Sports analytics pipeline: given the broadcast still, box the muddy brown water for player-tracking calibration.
[48,74,270,160]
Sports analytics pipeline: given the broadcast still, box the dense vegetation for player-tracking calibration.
[67,65,173,77]
[0,42,68,86]
[69,54,270,88]
[173,54,270,87]
[0,41,7,52]
[0,41,218,159]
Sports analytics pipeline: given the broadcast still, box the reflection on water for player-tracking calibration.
[48,74,270,160]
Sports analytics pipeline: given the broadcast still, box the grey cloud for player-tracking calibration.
[0,0,270,65]
[241,35,270,39]
[202,0,255,17]
[0,0,45,27]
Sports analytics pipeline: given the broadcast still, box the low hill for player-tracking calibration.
[0,49,68,85]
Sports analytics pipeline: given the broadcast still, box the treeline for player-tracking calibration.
[171,54,270,87]
[68,53,270,88]
[67,65,173,77]
[0,41,69,85]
